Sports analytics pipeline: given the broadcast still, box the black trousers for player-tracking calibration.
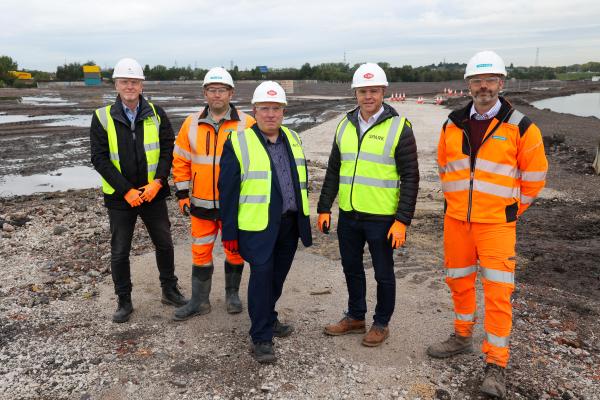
[107,199,177,296]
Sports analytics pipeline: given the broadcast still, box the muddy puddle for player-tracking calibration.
[0,166,99,197]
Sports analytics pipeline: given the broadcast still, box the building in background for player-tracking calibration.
[83,65,102,86]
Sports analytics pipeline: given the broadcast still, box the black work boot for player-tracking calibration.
[480,363,507,399]
[173,265,213,321]
[252,342,276,364]
[161,284,188,306]
[273,319,294,338]
[112,294,133,323]
[224,261,244,314]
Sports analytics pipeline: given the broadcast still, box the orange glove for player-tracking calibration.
[179,198,191,216]
[139,179,162,202]
[124,189,143,207]
[387,220,407,249]
[317,213,331,234]
[223,240,239,253]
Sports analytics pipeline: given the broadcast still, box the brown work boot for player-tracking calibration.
[426,333,473,358]
[480,363,507,399]
[361,325,390,347]
[324,316,366,336]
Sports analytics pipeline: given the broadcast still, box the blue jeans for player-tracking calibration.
[337,212,396,326]
[247,214,299,343]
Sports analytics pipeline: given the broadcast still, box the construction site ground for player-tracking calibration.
[0,82,598,399]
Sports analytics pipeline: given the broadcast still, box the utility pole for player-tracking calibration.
[534,48,539,67]
[343,51,346,64]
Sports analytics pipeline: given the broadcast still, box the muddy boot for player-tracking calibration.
[224,261,243,314]
[480,363,507,399]
[112,294,133,323]
[173,265,212,321]
[161,284,188,306]
[426,333,473,358]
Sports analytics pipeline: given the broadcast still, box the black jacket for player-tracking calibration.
[218,124,312,265]
[90,95,174,209]
[317,103,419,225]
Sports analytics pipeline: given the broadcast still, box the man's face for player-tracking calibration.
[115,78,143,104]
[356,86,385,116]
[467,74,504,108]
[203,84,233,111]
[253,102,284,134]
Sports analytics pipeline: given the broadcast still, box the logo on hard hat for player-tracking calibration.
[476,63,493,68]
[267,90,277,96]
[363,73,374,79]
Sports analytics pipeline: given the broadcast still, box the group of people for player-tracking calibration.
[90,50,548,399]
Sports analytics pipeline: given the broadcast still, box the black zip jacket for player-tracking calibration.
[90,95,174,209]
[317,103,419,225]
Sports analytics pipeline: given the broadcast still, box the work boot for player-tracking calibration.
[426,333,473,358]
[273,319,294,338]
[112,294,133,323]
[480,363,507,399]
[173,265,213,321]
[361,324,390,347]
[161,284,188,306]
[224,261,243,314]
[324,315,366,336]
[252,342,276,364]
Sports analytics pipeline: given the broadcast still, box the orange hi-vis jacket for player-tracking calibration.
[173,104,255,220]
[438,97,548,223]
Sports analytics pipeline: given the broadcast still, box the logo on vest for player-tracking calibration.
[367,133,384,141]
[492,135,506,141]
[267,90,277,96]
[363,73,374,79]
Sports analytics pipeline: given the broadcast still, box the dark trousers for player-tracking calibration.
[338,212,396,326]
[107,199,177,296]
[247,214,299,343]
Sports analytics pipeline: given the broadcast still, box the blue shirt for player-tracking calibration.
[260,130,297,214]
[123,103,140,124]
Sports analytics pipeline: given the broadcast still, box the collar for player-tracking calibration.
[207,106,232,124]
[358,105,385,125]
[470,99,501,120]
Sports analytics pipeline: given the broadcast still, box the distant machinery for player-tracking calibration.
[9,71,33,80]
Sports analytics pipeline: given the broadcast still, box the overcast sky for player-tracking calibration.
[2,0,600,72]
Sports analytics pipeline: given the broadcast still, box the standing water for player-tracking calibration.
[532,92,600,119]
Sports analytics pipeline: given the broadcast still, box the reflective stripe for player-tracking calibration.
[237,112,248,134]
[341,153,356,161]
[295,158,306,167]
[339,176,353,184]
[455,313,475,321]
[300,181,307,190]
[191,154,220,164]
[442,179,470,193]
[240,195,268,204]
[193,234,216,245]
[150,115,160,133]
[98,108,108,130]
[191,197,219,208]
[175,180,190,190]
[353,175,399,189]
[446,265,478,278]
[382,116,402,157]
[439,158,470,174]
[336,119,350,146]
[237,130,250,175]
[507,110,524,126]
[147,163,158,173]
[520,194,535,204]
[109,152,120,162]
[473,180,518,199]
[173,144,191,161]
[187,112,201,153]
[486,332,509,348]
[476,159,518,178]
[243,171,269,181]
[520,171,546,182]
[358,152,396,165]
[481,267,514,285]
[144,142,160,152]
[289,129,302,145]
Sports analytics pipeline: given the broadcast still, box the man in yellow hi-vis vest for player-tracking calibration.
[318,63,420,347]
[218,81,312,363]
[90,58,187,323]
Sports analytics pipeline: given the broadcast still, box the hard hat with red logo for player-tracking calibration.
[251,81,287,105]
[351,63,388,88]
[203,67,235,88]
[112,58,145,80]
[464,51,507,79]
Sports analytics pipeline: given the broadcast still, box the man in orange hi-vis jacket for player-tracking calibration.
[171,67,255,321]
[428,51,548,399]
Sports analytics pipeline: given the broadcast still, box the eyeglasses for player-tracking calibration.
[469,77,502,86]
[205,87,230,95]
[255,105,284,113]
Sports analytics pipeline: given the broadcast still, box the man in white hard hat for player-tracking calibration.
[218,81,312,363]
[429,50,547,398]
[318,63,419,347]
[171,67,255,321]
[90,57,187,323]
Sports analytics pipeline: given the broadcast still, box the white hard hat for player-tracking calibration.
[251,81,287,105]
[112,58,144,80]
[203,67,234,88]
[464,51,507,79]
[351,63,388,88]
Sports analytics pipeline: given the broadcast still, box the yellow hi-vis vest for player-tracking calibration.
[95,103,161,195]
[230,126,309,231]
[337,115,407,215]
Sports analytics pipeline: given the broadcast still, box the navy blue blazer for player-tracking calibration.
[218,124,312,265]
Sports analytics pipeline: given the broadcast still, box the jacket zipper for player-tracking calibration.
[205,131,210,155]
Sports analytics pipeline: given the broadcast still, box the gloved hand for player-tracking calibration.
[124,189,143,207]
[223,240,239,253]
[139,179,162,202]
[387,220,407,249]
[317,213,331,234]
[179,198,191,216]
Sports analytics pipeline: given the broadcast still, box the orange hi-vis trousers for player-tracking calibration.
[191,216,243,267]
[443,215,516,368]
